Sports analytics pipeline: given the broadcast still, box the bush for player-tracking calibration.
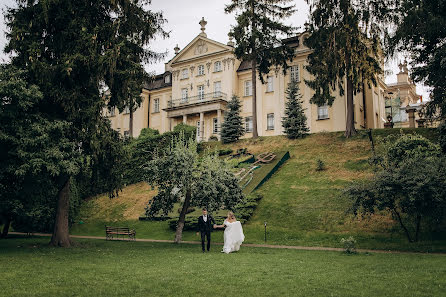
[316,159,325,171]
[340,236,357,254]
[208,135,219,142]
[218,149,233,156]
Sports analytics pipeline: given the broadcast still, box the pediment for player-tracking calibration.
[170,36,233,65]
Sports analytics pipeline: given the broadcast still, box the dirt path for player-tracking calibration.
[8,232,445,255]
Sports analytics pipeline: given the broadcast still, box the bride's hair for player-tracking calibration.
[228,211,236,220]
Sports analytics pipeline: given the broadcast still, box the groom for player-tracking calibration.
[197,208,216,252]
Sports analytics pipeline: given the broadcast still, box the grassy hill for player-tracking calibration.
[71,128,446,252]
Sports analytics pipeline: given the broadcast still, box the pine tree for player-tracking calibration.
[221,95,245,144]
[282,82,309,139]
[305,0,388,137]
[225,0,296,138]
[4,0,168,247]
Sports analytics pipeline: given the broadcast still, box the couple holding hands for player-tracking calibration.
[197,208,245,254]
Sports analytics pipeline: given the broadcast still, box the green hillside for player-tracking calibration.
[72,128,445,252]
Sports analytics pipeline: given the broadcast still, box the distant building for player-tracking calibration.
[105,18,421,140]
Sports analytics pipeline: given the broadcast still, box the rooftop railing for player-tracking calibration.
[167,92,228,109]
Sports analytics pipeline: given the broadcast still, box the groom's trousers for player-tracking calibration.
[200,231,211,251]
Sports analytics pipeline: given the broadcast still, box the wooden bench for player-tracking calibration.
[105,226,136,241]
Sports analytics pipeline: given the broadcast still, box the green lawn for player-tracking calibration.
[70,129,446,253]
[1,236,445,297]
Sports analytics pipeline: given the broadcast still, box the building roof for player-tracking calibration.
[144,72,172,90]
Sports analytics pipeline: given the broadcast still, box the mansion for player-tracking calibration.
[106,18,421,140]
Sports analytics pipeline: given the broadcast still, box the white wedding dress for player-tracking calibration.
[222,220,245,254]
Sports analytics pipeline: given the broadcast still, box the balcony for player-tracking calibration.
[166,92,228,110]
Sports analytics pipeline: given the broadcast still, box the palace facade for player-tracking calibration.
[106,18,421,140]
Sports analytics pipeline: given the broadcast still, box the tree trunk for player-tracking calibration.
[174,189,191,243]
[129,108,134,138]
[415,214,421,242]
[251,60,258,138]
[345,77,357,138]
[392,208,413,243]
[50,177,72,247]
[1,217,11,239]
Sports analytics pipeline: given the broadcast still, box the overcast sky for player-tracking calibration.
[0,0,429,99]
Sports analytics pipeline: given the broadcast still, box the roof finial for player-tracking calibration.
[227,32,234,47]
[174,44,180,55]
[199,17,207,37]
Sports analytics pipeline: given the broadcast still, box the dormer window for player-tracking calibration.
[214,61,222,72]
[164,75,171,84]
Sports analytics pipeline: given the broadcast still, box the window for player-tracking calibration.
[164,75,171,84]
[196,121,201,138]
[267,76,274,92]
[213,118,218,134]
[124,106,130,114]
[244,80,252,96]
[197,65,205,76]
[181,69,189,79]
[154,98,160,113]
[290,65,300,82]
[245,116,253,132]
[197,85,205,101]
[213,81,221,97]
[318,104,329,119]
[108,107,115,117]
[181,88,188,103]
[214,61,222,72]
[267,113,275,130]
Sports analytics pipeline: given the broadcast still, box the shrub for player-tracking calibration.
[218,149,233,156]
[208,135,219,142]
[438,122,446,153]
[316,159,325,171]
[340,236,357,254]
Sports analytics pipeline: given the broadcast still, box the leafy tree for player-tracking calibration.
[387,0,446,120]
[305,0,388,137]
[145,134,243,243]
[225,0,296,138]
[439,122,446,154]
[221,95,245,143]
[346,133,446,242]
[4,0,167,246]
[282,82,309,139]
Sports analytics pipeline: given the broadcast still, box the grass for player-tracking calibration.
[70,128,446,252]
[1,236,445,297]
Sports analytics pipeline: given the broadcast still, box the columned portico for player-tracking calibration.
[183,114,187,124]
[217,109,222,140]
[199,112,204,142]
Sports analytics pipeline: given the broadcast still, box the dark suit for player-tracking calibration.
[197,215,216,252]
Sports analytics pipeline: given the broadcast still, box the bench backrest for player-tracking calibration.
[106,226,131,233]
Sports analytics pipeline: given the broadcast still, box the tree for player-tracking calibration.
[221,95,245,143]
[225,0,296,138]
[145,134,243,243]
[282,81,309,139]
[5,0,167,246]
[305,0,388,137]
[346,133,446,242]
[387,0,446,120]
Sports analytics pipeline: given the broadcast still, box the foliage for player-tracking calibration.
[144,133,244,242]
[4,0,168,246]
[340,236,357,254]
[282,82,309,139]
[225,0,296,138]
[315,159,326,171]
[346,133,446,242]
[438,122,446,154]
[304,0,389,137]
[386,0,446,120]
[221,95,245,143]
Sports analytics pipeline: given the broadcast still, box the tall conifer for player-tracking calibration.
[221,95,245,144]
[282,82,309,139]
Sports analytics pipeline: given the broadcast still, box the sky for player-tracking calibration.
[0,0,429,100]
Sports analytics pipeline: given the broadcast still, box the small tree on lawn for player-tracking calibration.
[221,95,245,143]
[145,134,243,243]
[345,133,446,242]
[282,81,309,139]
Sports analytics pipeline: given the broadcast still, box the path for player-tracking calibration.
[8,232,445,255]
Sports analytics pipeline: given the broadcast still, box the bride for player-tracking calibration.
[216,211,245,254]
